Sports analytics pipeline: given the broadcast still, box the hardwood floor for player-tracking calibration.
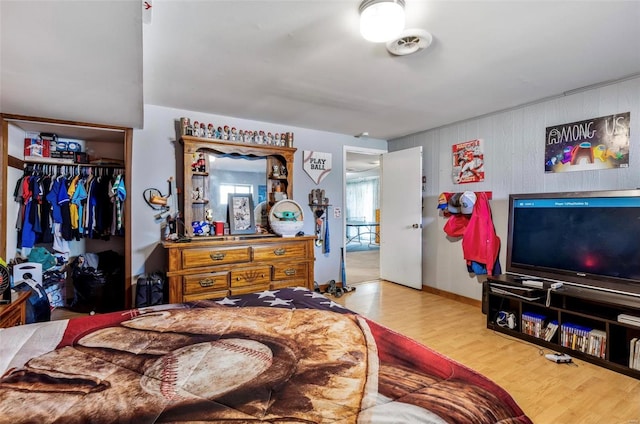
[345,247,379,285]
[333,280,640,424]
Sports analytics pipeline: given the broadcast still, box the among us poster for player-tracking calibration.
[545,112,630,173]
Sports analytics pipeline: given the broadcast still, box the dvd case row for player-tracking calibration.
[560,323,606,359]
[521,312,557,341]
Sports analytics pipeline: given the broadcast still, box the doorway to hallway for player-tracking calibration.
[344,149,383,285]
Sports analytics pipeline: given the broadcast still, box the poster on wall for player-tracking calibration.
[303,151,332,184]
[545,112,630,173]
[452,139,484,184]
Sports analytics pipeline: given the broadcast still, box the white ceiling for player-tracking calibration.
[346,151,381,178]
[1,1,639,141]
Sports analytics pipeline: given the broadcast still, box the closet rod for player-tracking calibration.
[24,163,125,176]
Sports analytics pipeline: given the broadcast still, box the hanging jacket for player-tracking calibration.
[461,192,501,276]
[57,176,73,241]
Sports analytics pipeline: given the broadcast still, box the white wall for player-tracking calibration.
[389,77,640,301]
[132,104,387,285]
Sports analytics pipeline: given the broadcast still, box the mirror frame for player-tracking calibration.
[181,136,295,238]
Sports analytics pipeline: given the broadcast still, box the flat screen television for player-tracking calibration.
[506,189,640,297]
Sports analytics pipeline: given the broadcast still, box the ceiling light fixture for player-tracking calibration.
[359,0,406,43]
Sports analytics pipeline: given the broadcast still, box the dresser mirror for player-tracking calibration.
[181,136,295,238]
[206,154,267,225]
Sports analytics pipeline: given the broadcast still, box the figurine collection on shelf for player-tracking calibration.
[180,117,294,147]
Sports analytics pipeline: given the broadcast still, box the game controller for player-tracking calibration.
[545,353,572,363]
[496,311,516,329]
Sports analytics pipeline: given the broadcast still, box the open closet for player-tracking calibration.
[1,114,133,312]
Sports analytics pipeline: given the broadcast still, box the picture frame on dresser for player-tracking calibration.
[228,194,255,234]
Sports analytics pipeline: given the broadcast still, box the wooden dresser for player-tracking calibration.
[0,291,30,328]
[164,235,315,303]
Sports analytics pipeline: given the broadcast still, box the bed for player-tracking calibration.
[0,287,532,423]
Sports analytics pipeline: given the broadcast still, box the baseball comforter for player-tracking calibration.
[0,287,532,423]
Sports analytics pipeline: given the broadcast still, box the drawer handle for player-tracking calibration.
[274,248,286,256]
[284,268,296,276]
[238,270,267,282]
[210,252,226,261]
[199,278,215,288]
[237,274,265,281]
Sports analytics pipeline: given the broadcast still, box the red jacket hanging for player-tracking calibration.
[461,192,501,275]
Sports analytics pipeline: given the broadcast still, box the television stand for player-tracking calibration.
[484,274,640,379]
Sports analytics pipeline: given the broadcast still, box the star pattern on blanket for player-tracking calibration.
[202,288,351,314]
[216,297,242,306]
[304,291,327,299]
[263,298,293,307]
[256,289,280,299]
[319,300,346,309]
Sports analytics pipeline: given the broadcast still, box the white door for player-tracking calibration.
[380,147,422,289]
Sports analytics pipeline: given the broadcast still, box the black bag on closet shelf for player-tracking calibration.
[135,272,166,308]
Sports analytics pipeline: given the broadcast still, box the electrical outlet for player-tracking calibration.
[333,207,341,218]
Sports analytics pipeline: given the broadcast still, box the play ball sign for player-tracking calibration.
[303,151,332,184]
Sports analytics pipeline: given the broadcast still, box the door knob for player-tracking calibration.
[412,223,421,228]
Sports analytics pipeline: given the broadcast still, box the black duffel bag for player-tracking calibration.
[69,256,107,314]
[135,272,166,308]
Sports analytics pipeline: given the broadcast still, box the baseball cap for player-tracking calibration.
[437,192,453,216]
[437,192,451,210]
[460,191,477,215]
[447,192,463,214]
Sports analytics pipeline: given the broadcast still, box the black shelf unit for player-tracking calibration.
[485,275,640,379]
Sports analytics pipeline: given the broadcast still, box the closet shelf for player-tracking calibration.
[24,157,125,168]
[24,157,75,165]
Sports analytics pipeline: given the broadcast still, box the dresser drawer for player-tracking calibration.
[252,243,307,262]
[230,284,270,296]
[230,266,271,288]
[272,262,307,281]
[271,278,307,290]
[182,247,251,269]
[0,306,23,328]
[183,290,229,303]
[183,272,229,296]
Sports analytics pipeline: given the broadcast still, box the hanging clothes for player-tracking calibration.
[20,176,36,252]
[38,174,53,244]
[93,174,115,240]
[461,192,501,276]
[46,173,70,255]
[14,165,126,252]
[74,178,88,235]
[13,173,26,249]
[57,176,73,241]
[111,173,126,235]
